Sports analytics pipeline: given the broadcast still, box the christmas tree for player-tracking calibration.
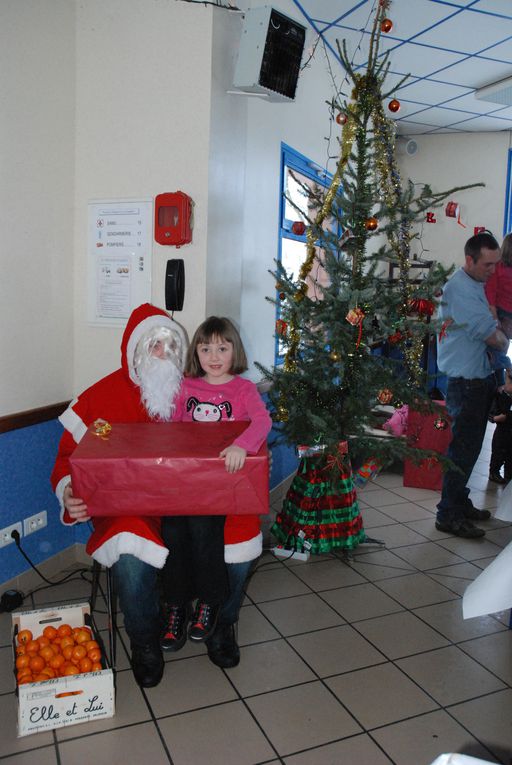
[257,1,480,554]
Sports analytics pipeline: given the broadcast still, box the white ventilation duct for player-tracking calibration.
[475,74,512,107]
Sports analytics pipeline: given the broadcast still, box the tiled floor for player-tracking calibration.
[2,428,512,764]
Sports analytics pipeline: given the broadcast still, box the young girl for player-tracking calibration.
[160,316,272,650]
[485,232,512,376]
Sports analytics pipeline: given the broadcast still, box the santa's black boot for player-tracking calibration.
[206,623,240,668]
[131,641,164,688]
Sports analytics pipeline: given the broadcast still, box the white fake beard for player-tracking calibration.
[138,356,182,421]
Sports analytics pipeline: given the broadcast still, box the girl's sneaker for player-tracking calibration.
[188,602,219,642]
[161,605,189,652]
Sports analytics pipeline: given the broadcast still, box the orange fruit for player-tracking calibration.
[39,646,55,663]
[15,654,31,670]
[60,636,75,650]
[62,646,74,661]
[16,644,27,656]
[17,629,33,645]
[33,673,50,682]
[40,666,55,679]
[91,661,102,672]
[87,648,102,662]
[29,655,45,673]
[49,653,65,670]
[18,675,34,685]
[74,630,90,645]
[17,666,33,679]
[79,657,92,673]
[25,640,40,654]
[84,640,99,653]
[37,635,50,649]
[43,625,58,641]
[63,664,79,676]
[57,623,72,638]
[71,644,87,661]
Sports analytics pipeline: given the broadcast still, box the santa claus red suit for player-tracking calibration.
[50,303,263,569]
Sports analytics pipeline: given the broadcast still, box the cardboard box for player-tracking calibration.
[70,421,269,517]
[12,603,114,737]
[403,403,452,491]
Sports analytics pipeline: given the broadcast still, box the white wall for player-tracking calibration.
[73,0,214,392]
[0,0,75,415]
[398,132,512,268]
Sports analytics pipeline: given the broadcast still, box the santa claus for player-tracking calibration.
[51,303,262,687]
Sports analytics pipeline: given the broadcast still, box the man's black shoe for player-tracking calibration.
[206,623,240,668]
[489,472,507,485]
[188,602,219,642]
[463,506,491,521]
[161,605,189,652]
[131,643,164,688]
[435,519,485,539]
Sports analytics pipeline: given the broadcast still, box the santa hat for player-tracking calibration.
[122,303,187,385]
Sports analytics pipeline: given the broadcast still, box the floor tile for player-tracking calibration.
[392,541,466,570]
[347,549,415,581]
[435,535,504,561]
[376,572,460,609]
[245,567,310,603]
[246,681,362,757]
[358,488,411,508]
[368,502,434,522]
[58,721,168,765]
[404,518,452,541]
[396,645,506,706]
[0,747,58,765]
[413,599,507,643]
[321,582,404,622]
[144,655,237,716]
[289,558,366,590]
[237,604,281,646]
[364,523,428,548]
[371,709,497,765]
[288,624,385,677]
[326,662,438,729]
[449,689,512,764]
[283,733,393,764]
[458,631,512,685]
[486,525,512,546]
[391,486,440,502]
[224,639,315,696]
[258,593,344,636]
[0,691,54,757]
[359,506,397,527]
[354,611,449,659]
[159,700,276,765]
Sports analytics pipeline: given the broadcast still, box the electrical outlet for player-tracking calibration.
[23,511,47,537]
[0,522,23,548]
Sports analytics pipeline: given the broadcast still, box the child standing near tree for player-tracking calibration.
[160,316,272,651]
[485,232,512,376]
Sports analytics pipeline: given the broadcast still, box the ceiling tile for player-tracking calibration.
[415,11,512,54]
[382,42,464,78]
[397,78,471,105]
[432,57,512,88]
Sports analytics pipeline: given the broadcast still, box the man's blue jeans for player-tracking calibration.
[112,554,256,646]
[436,375,495,525]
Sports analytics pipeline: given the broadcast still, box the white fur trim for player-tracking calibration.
[224,532,262,563]
[127,314,187,385]
[91,532,169,569]
[55,475,78,525]
[59,401,88,444]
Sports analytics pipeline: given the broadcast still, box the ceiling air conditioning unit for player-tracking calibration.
[475,74,512,107]
[233,6,306,102]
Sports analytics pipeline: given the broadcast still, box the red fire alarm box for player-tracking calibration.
[154,191,193,247]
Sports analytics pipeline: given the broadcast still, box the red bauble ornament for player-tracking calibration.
[365,217,378,231]
[291,221,306,236]
[408,298,434,317]
[434,417,448,431]
[377,389,394,405]
[381,18,393,33]
[279,292,285,300]
[388,99,401,113]
[275,319,288,337]
[336,112,347,126]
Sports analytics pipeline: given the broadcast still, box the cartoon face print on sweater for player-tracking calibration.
[186,396,233,422]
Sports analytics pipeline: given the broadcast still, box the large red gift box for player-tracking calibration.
[70,421,269,516]
[403,402,452,491]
